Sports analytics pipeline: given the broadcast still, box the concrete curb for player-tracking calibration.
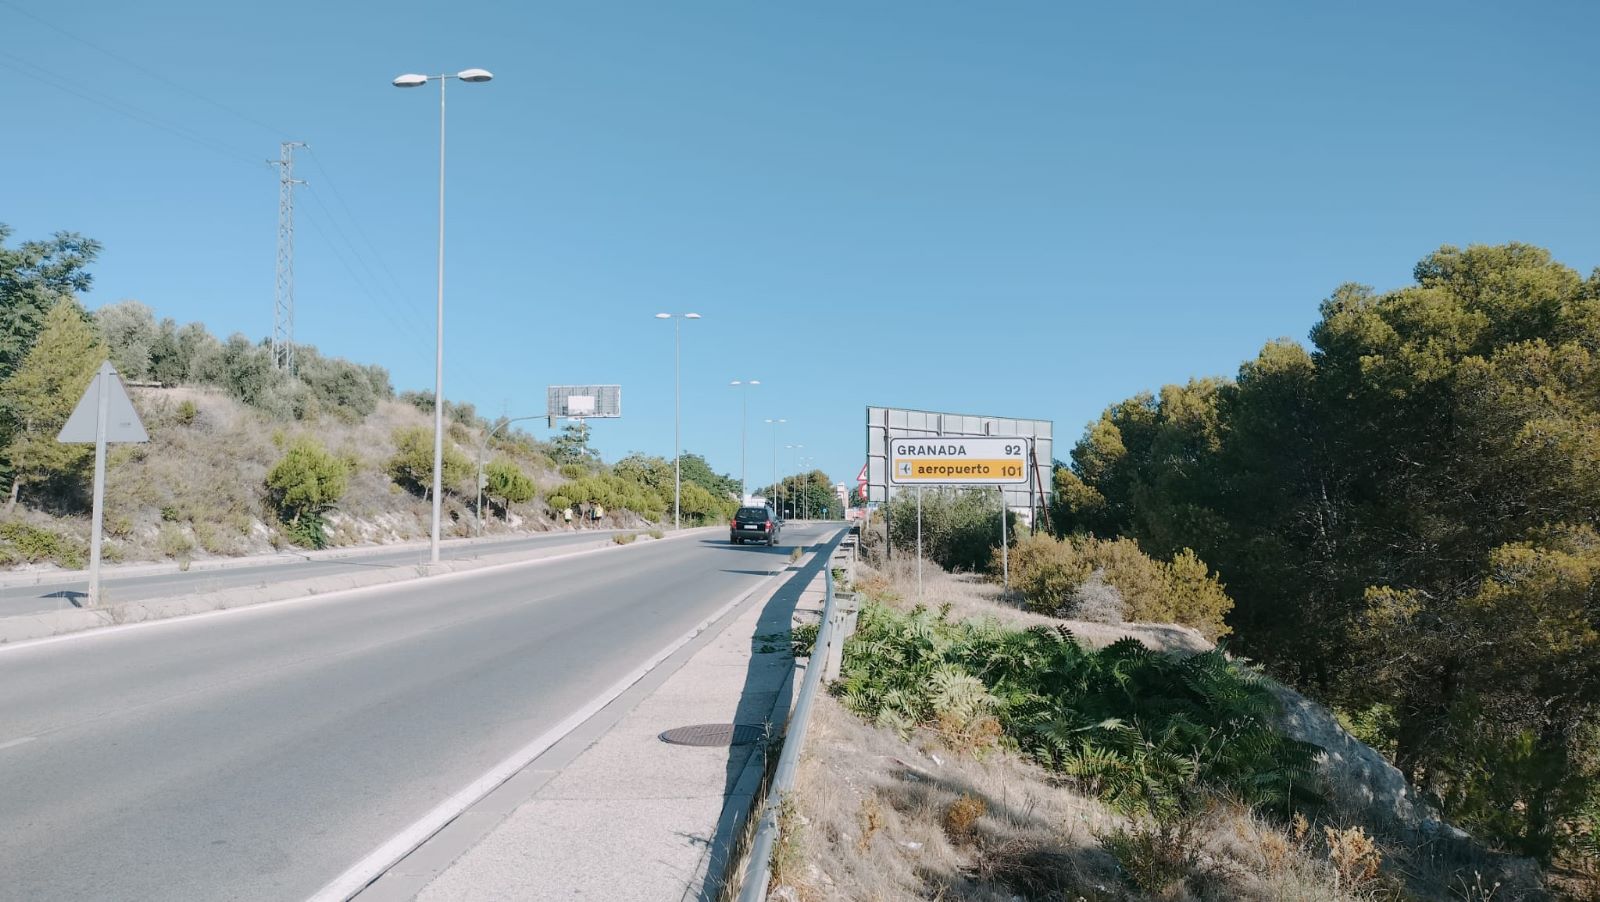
[0,524,710,590]
[0,527,720,649]
[679,554,826,901]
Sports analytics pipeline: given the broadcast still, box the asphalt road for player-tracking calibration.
[0,522,841,902]
[0,529,622,618]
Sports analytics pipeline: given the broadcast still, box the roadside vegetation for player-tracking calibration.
[808,241,1597,897]
[777,560,1547,901]
[0,224,741,571]
[1047,243,1600,880]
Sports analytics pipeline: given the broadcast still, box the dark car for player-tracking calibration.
[729,504,781,545]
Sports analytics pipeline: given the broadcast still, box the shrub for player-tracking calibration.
[176,399,198,425]
[884,488,1015,571]
[0,521,85,568]
[484,457,535,513]
[266,437,349,549]
[647,528,664,540]
[1008,533,1233,638]
[296,350,382,419]
[1324,825,1382,891]
[1098,817,1202,895]
[942,794,987,842]
[789,622,819,657]
[157,523,195,560]
[613,533,636,545]
[837,602,1321,818]
[387,426,471,498]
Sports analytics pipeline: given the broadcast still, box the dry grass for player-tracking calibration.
[4,390,595,572]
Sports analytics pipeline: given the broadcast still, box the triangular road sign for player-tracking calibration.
[58,362,149,443]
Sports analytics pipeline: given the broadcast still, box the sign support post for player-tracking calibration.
[87,367,110,605]
[58,361,149,607]
[999,486,1009,590]
[916,486,923,599]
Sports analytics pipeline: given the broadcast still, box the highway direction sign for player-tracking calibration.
[889,436,1029,485]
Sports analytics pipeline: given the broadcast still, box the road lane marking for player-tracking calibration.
[0,736,37,751]
[0,529,718,658]
[314,527,844,902]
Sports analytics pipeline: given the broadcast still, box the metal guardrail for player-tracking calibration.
[735,549,851,902]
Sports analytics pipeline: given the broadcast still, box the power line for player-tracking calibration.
[299,196,432,349]
[0,51,261,167]
[0,0,289,138]
[304,150,434,328]
[302,184,434,340]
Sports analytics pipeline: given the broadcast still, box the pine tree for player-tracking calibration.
[1,299,107,514]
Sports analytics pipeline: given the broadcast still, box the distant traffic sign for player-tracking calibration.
[889,436,1028,485]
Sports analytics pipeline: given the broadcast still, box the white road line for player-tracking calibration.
[0,736,37,751]
[0,531,713,658]
[307,565,794,902]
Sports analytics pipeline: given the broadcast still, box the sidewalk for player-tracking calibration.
[354,542,835,902]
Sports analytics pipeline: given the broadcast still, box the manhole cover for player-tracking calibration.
[659,723,766,747]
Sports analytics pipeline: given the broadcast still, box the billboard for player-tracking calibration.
[866,406,1053,517]
[547,385,621,423]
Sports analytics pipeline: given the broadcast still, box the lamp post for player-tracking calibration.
[730,379,760,498]
[799,456,816,518]
[476,415,541,536]
[392,67,494,565]
[764,417,785,512]
[786,443,803,519]
[656,312,701,529]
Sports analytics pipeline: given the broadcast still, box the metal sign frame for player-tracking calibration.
[546,385,622,425]
[866,405,1053,520]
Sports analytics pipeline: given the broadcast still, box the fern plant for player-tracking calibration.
[834,601,1325,818]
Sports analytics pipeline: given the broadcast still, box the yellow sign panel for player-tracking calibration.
[898,459,1024,481]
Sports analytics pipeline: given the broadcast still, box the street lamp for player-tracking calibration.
[656,312,701,530]
[392,67,494,565]
[786,443,803,519]
[799,456,816,518]
[476,415,541,536]
[764,417,785,512]
[730,379,760,498]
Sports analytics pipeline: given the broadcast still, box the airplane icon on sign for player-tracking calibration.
[898,462,913,476]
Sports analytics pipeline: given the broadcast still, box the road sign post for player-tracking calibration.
[58,362,149,606]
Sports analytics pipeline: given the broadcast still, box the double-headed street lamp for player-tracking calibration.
[656,312,701,529]
[785,443,803,519]
[764,417,785,511]
[392,67,494,565]
[799,455,817,518]
[730,379,760,498]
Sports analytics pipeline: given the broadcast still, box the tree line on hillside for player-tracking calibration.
[1,225,743,556]
[0,225,395,516]
[1048,243,1600,865]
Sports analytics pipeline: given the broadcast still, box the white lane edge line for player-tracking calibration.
[0,529,717,657]
[308,560,800,902]
[0,736,37,751]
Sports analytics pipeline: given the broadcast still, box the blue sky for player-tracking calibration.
[3,1,1597,489]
